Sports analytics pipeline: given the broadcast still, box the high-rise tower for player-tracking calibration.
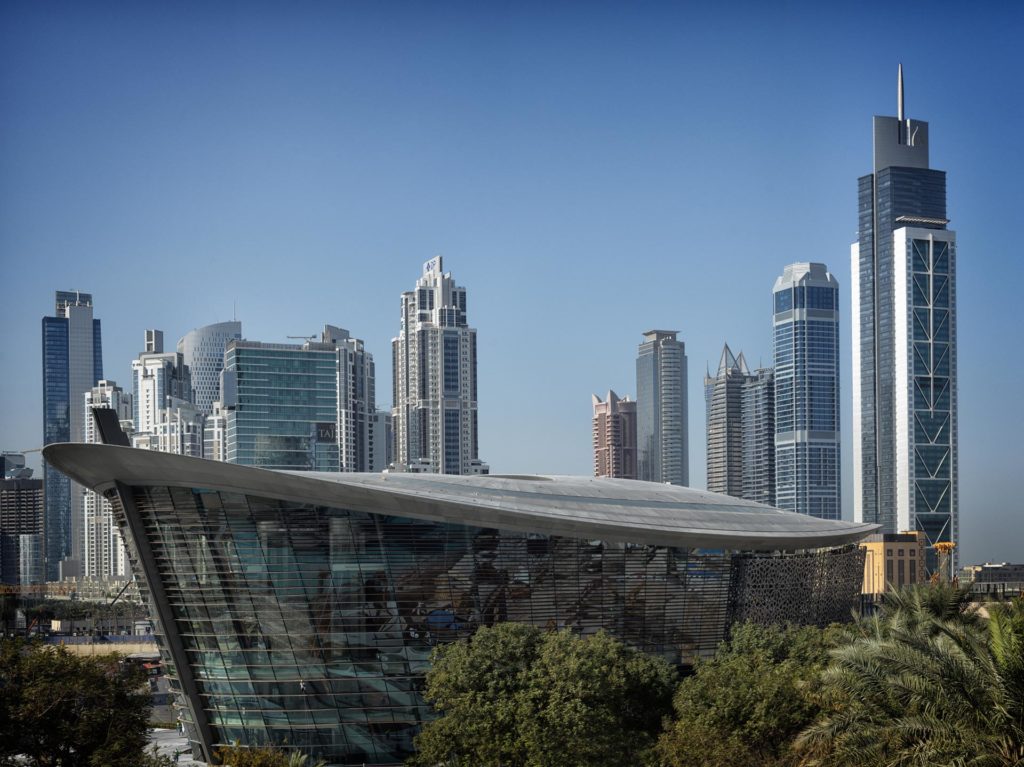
[636,330,688,486]
[42,290,102,580]
[223,325,378,472]
[392,257,487,475]
[853,66,958,571]
[705,344,748,497]
[132,329,192,436]
[705,345,775,505]
[742,367,776,507]
[774,262,841,519]
[592,391,638,479]
[177,321,242,416]
[82,380,133,579]
[1,455,44,586]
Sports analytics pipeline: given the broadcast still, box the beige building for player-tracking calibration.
[592,391,637,479]
[861,531,927,595]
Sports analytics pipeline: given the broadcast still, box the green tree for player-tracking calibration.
[655,622,836,767]
[214,742,326,767]
[0,639,152,767]
[797,584,1024,767]
[411,623,677,767]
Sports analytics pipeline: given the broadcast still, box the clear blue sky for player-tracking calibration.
[2,1,1021,565]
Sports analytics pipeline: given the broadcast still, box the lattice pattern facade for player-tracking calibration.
[728,545,865,626]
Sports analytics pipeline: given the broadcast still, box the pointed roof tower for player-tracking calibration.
[736,351,750,376]
[717,344,735,376]
[898,62,905,121]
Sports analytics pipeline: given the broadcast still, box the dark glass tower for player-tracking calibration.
[853,67,958,573]
[42,291,102,580]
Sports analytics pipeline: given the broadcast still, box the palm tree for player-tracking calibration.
[797,586,1024,767]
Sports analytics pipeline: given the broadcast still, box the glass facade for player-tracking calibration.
[225,344,342,471]
[41,296,103,580]
[905,235,957,572]
[856,166,947,532]
[108,483,864,766]
[773,264,841,520]
[741,369,775,506]
[42,316,71,579]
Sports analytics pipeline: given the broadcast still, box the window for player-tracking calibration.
[774,289,792,313]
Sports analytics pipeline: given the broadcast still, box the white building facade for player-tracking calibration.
[132,329,192,436]
[392,257,487,475]
[177,321,242,416]
[83,380,133,579]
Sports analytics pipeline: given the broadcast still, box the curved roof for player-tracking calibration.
[44,443,877,551]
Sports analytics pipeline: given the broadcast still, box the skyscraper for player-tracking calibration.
[852,67,958,570]
[83,380,133,579]
[705,344,749,498]
[367,410,393,473]
[131,329,192,436]
[1,455,44,586]
[774,262,841,519]
[592,391,638,479]
[203,401,228,463]
[392,257,487,475]
[42,290,102,580]
[705,345,776,504]
[223,325,378,471]
[177,321,242,416]
[742,368,775,506]
[636,330,688,485]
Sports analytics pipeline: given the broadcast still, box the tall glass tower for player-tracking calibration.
[636,330,688,486]
[42,290,103,580]
[773,263,840,519]
[852,67,958,571]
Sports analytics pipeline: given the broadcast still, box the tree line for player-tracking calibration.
[411,583,1024,767]
[2,583,1019,766]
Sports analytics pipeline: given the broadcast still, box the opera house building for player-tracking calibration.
[45,441,876,766]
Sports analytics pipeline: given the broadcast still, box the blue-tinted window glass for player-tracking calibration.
[443,334,459,395]
[774,289,792,313]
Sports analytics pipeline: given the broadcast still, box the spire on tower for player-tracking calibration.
[898,63,904,121]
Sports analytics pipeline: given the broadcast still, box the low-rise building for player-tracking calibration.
[861,531,927,596]
[961,562,1024,600]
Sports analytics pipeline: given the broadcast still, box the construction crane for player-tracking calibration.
[932,541,957,583]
